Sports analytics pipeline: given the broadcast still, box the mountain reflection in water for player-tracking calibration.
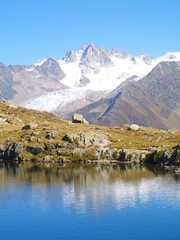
[0,162,180,214]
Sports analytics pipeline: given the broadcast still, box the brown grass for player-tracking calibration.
[0,101,179,152]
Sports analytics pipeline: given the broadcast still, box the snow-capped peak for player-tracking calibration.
[32,45,180,93]
[34,58,49,66]
[24,44,180,118]
[111,48,129,59]
[158,52,180,62]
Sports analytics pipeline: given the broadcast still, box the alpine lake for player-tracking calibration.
[0,161,180,240]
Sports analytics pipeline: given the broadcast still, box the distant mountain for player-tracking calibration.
[73,61,180,129]
[5,58,66,103]
[0,43,180,129]
[0,63,16,100]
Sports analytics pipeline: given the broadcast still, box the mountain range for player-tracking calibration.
[0,43,180,129]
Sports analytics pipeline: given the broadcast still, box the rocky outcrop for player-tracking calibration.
[63,131,109,146]
[78,76,90,87]
[118,149,149,163]
[4,142,24,161]
[0,101,179,169]
[144,146,180,165]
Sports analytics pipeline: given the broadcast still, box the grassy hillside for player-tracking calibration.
[0,100,179,163]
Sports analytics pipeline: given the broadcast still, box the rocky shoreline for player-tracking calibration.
[0,140,179,172]
[0,101,179,172]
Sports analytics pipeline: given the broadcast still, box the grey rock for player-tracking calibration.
[45,133,53,139]
[118,149,150,163]
[27,146,43,155]
[44,143,55,151]
[82,118,89,124]
[145,145,180,165]
[62,131,109,146]
[45,131,58,139]
[4,142,24,160]
[128,124,140,131]
[62,134,74,143]
[22,122,38,130]
[78,76,90,87]
[72,113,83,123]
[72,113,88,124]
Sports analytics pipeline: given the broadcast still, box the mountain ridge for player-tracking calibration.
[0,43,180,129]
[72,61,180,129]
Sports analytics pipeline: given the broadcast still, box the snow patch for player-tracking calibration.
[26,67,34,72]
[34,58,48,66]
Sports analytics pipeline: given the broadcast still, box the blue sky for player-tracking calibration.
[1,0,180,65]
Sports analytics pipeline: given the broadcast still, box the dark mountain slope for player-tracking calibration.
[75,61,180,129]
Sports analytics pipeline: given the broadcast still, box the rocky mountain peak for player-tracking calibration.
[111,48,129,59]
[63,50,80,63]
[141,54,153,65]
[81,43,88,51]
[35,57,65,80]
[79,43,114,74]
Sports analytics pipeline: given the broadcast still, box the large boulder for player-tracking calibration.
[128,124,140,131]
[4,142,24,160]
[62,134,74,143]
[27,146,43,155]
[72,113,88,124]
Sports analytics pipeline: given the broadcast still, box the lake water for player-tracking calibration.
[0,162,180,240]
